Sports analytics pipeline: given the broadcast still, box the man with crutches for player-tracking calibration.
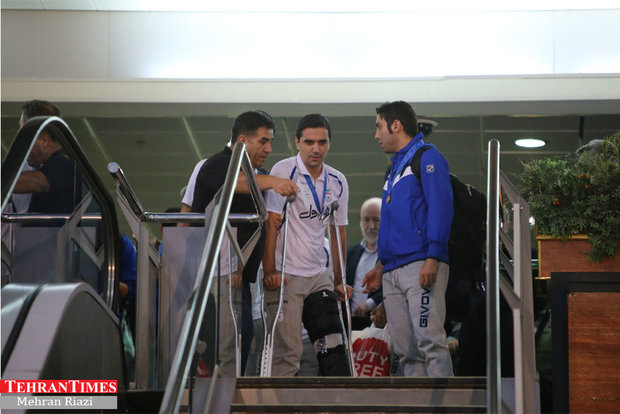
[190,110,298,377]
[262,113,352,377]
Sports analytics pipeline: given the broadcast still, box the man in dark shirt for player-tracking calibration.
[12,100,81,215]
[191,110,298,376]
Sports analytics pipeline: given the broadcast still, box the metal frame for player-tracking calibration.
[1,115,120,311]
[486,139,538,413]
[158,143,266,414]
[108,145,266,412]
[113,189,161,390]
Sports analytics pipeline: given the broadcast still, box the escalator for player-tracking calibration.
[1,116,128,413]
[1,283,125,387]
[1,116,260,414]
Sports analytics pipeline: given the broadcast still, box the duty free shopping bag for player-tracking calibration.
[351,323,391,377]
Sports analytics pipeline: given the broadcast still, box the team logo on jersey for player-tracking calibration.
[426,164,435,173]
[299,205,331,220]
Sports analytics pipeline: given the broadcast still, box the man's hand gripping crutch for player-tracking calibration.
[327,200,357,377]
[260,194,296,377]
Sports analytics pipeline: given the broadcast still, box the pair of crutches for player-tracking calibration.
[260,196,356,377]
[260,194,296,377]
[327,201,357,377]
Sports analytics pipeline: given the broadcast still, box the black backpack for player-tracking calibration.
[411,146,487,322]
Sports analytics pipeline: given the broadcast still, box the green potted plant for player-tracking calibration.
[519,132,620,275]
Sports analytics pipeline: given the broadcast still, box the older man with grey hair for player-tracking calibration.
[345,197,383,330]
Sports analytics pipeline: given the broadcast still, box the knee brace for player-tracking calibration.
[302,290,350,376]
[302,290,342,344]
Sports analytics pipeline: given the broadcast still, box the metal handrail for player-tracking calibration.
[1,213,102,223]
[158,143,265,414]
[109,152,266,391]
[498,174,537,414]
[486,139,501,413]
[1,116,120,311]
[108,161,265,225]
[107,162,146,220]
[486,139,538,413]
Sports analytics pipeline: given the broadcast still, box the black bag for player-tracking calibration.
[412,146,486,321]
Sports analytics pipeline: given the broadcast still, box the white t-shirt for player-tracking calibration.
[181,158,207,207]
[265,154,348,277]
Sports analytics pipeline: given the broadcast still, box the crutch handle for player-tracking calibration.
[286,194,297,203]
[331,200,339,211]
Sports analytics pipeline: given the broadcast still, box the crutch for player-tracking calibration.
[226,235,242,377]
[260,194,296,376]
[328,200,357,377]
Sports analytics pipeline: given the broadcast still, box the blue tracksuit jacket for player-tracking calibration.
[378,137,453,272]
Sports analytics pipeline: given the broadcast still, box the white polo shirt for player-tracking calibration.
[265,154,349,278]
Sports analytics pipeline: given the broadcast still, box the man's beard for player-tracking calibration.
[364,232,378,246]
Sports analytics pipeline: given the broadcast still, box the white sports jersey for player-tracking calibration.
[265,154,348,277]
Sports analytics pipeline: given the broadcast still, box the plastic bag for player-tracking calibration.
[351,323,391,377]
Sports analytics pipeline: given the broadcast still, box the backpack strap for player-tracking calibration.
[411,145,432,180]
[385,144,432,182]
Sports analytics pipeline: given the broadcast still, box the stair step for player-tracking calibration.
[231,377,487,413]
[230,403,487,413]
[236,376,486,390]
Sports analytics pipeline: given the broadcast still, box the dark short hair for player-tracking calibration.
[375,101,418,137]
[21,99,61,121]
[231,110,276,143]
[295,113,332,141]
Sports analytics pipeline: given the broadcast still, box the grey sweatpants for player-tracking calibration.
[382,260,453,377]
[263,270,335,376]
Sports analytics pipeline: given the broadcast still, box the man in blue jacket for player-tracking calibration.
[363,100,453,377]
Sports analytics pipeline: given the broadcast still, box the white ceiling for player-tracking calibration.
[3,0,619,12]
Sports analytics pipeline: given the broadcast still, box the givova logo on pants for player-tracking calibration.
[419,288,431,327]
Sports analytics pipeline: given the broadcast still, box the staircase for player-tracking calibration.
[226,376,486,413]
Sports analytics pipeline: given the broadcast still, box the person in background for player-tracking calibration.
[177,158,207,227]
[119,235,137,340]
[346,197,383,331]
[12,100,82,215]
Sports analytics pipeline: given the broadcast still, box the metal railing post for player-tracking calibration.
[487,139,501,413]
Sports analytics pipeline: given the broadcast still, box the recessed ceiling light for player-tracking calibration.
[515,138,546,148]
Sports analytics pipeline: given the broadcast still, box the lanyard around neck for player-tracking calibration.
[303,167,328,220]
[387,133,425,195]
